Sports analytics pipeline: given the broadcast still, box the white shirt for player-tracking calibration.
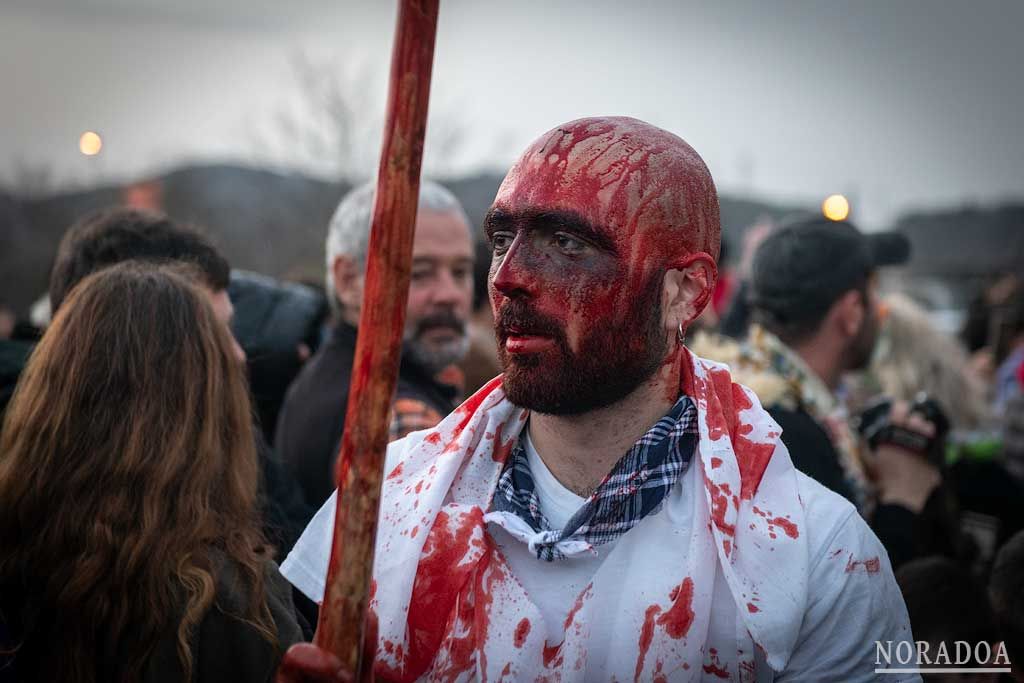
[489,429,617,644]
[284,445,917,682]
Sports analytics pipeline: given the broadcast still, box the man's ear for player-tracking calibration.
[834,288,865,338]
[332,255,364,318]
[663,253,718,333]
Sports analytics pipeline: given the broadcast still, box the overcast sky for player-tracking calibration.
[2,0,1022,227]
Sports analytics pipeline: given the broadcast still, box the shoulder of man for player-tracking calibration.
[777,472,919,682]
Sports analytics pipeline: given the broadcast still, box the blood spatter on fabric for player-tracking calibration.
[634,578,696,680]
[514,618,531,648]
[440,376,504,455]
[705,475,736,536]
[703,648,731,679]
[635,604,662,682]
[845,555,881,574]
[770,517,799,540]
[657,577,696,639]
[686,359,778,507]
[402,507,487,680]
[387,462,404,480]
[751,505,801,542]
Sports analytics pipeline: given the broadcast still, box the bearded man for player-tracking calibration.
[278,117,918,682]
[276,181,475,508]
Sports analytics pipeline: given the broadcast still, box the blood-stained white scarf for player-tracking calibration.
[288,350,810,682]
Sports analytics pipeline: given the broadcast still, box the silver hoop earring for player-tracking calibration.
[677,321,686,344]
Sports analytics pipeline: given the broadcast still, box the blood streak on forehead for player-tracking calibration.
[493,116,721,266]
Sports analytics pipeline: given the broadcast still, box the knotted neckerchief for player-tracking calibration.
[489,395,698,560]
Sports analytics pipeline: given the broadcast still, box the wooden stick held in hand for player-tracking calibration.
[313,1,440,677]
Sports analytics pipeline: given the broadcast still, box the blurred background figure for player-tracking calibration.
[45,207,313,557]
[697,216,956,569]
[275,180,474,509]
[896,557,1000,683]
[227,270,328,446]
[849,293,1024,573]
[0,299,32,424]
[0,263,304,682]
[989,530,1024,683]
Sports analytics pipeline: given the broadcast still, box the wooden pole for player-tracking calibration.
[313,0,439,677]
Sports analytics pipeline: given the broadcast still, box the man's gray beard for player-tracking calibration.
[405,333,470,376]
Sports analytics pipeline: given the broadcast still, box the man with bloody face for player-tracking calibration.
[279,118,919,682]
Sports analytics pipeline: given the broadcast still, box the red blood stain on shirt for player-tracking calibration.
[425,431,442,445]
[514,618,531,648]
[563,583,593,630]
[770,516,799,539]
[705,476,736,536]
[402,507,486,680]
[747,602,760,613]
[683,358,777,502]
[845,555,881,574]
[439,376,504,455]
[635,604,662,682]
[656,577,695,639]
[387,462,404,480]
[703,663,730,678]
[490,422,517,464]
[710,457,723,469]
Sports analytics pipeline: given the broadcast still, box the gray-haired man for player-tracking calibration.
[276,181,475,507]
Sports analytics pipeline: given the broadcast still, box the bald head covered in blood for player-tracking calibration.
[486,117,721,414]
[495,116,719,267]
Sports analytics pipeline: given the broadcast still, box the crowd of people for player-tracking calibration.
[0,115,1022,682]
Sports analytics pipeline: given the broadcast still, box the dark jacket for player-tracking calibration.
[0,339,32,421]
[768,405,859,504]
[142,557,304,683]
[228,270,328,446]
[1,557,303,683]
[275,322,459,508]
[770,404,955,569]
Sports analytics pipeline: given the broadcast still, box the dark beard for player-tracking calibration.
[495,275,668,415]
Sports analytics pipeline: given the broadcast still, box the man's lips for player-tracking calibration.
[502,329,555,353]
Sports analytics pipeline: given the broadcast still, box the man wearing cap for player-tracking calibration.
[740,216,941,566]
[277,119,918,682]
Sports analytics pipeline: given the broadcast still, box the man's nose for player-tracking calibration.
[491,236,536,299]
[432,267,467,307]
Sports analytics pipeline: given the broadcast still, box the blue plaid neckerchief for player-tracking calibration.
[490,395,698,561]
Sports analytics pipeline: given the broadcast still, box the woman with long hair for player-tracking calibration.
[0,262,303,682]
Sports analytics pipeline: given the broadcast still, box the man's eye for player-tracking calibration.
[554,232,586,255]
[490,233,513,254]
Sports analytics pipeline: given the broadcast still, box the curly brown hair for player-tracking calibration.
[0,262,273,682]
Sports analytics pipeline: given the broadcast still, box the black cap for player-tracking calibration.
[749,215,910,325]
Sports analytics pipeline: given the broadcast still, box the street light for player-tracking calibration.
[822,194,850,221]
[79,131,103,156]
